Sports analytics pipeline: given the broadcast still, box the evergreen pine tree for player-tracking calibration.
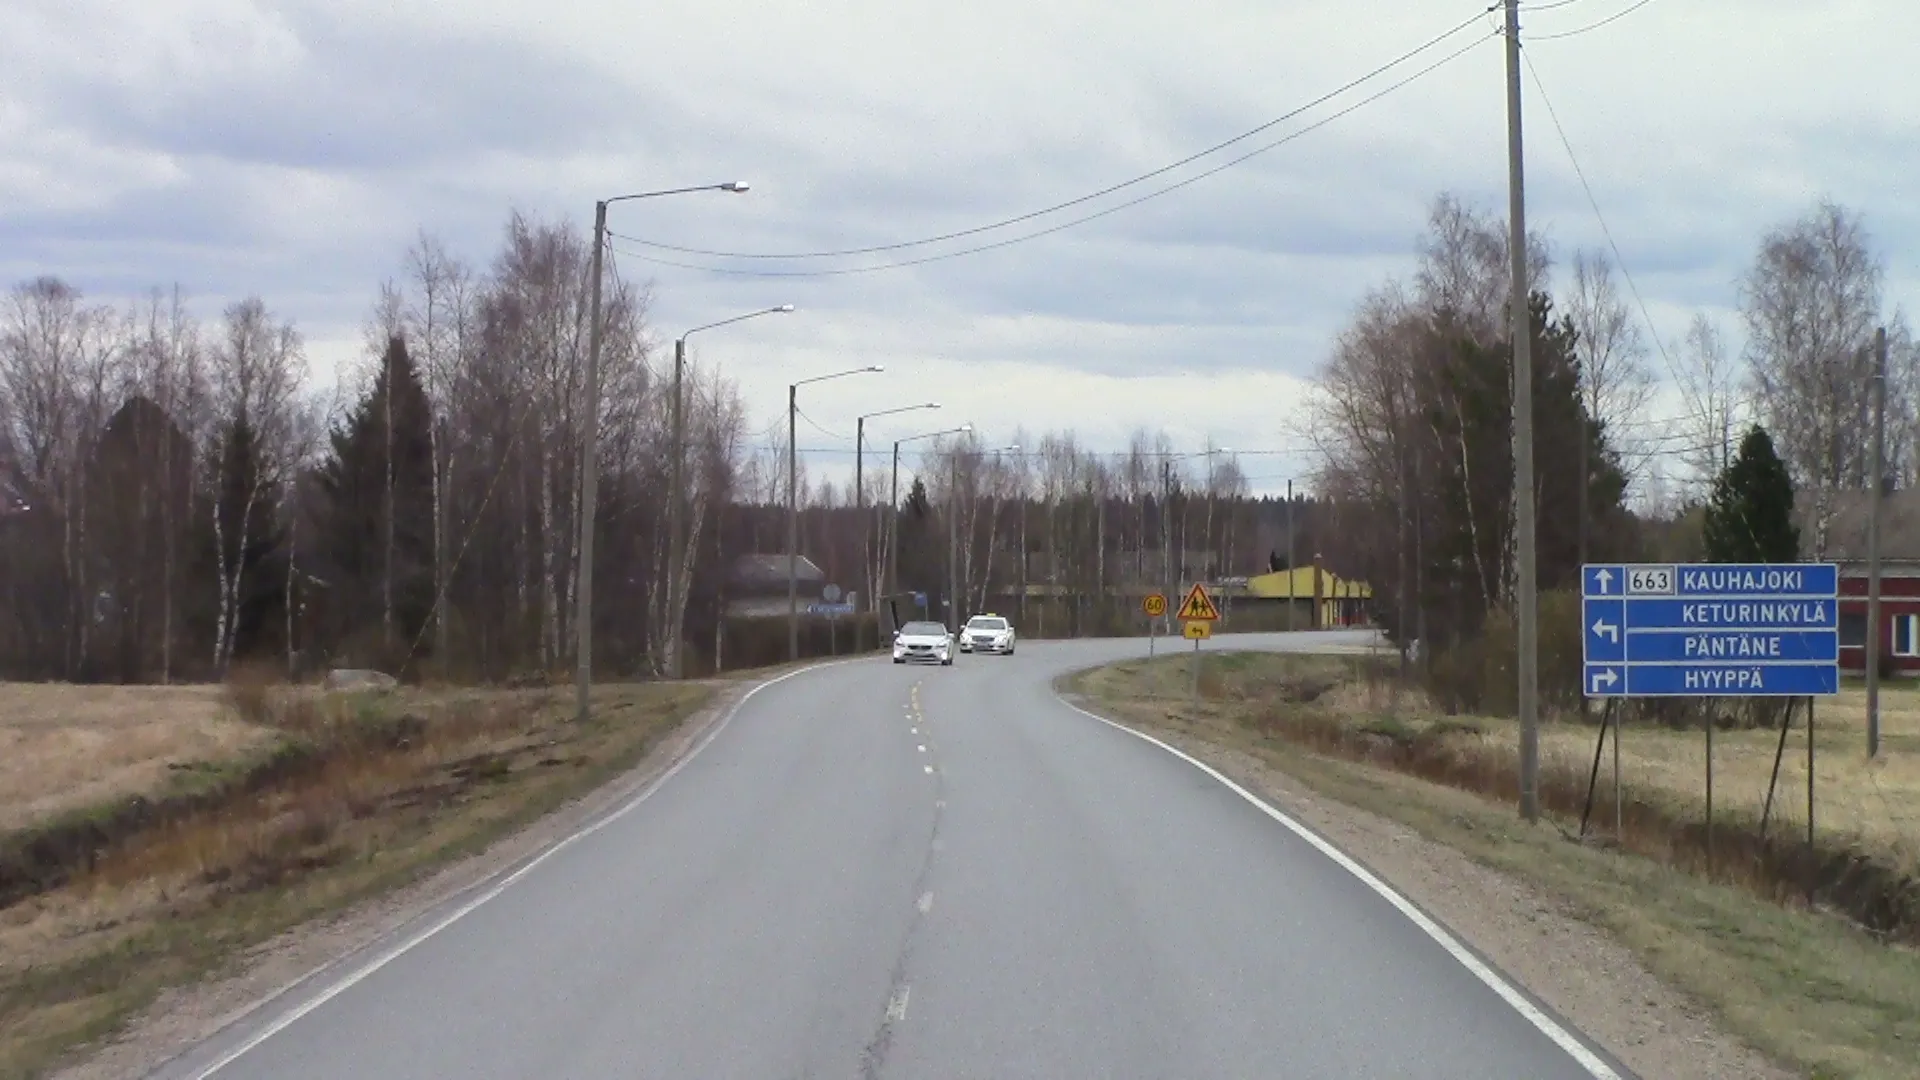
[1703,425,1799,563]
[316,335,437,663]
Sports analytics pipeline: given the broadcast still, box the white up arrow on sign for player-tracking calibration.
[1592,568,1614,592]
[1591,618,1619,643]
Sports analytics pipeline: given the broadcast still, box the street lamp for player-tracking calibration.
[788,365,885,661]
[577,180,749,724]
[888,424,972,629]
[977,443,1020,616]
[666,303,795,679]
[855,401,940,651]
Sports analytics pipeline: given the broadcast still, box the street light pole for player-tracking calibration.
[889,424,973,626]
[855,402,940,651]
[980,444,1019,614]
[575,179,748,724]
[786,365,886,662]
[667,304,793,679]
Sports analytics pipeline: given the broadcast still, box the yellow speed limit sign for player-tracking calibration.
[1143,593,1167,618]
[1183,620,1212,640]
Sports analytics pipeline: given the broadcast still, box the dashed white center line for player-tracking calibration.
[917,744,927,752]
[885,986,912,1022]
[917,891,934,914]
[923,764,934,774]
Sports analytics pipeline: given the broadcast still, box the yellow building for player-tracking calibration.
[1246,566,1372,628]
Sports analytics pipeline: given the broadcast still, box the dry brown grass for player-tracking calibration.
[1067,653,1920,1080]
[0,679,713,1080]
[0,685,266,832]
[1325,665,1920,875]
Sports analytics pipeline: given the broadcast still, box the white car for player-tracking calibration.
[892,620,954,666]
[959,614,1016,655]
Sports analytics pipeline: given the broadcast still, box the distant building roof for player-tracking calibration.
[731,554,825,588]
[1247,566,1371,600]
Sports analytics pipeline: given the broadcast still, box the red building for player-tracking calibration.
[1817,488,1920,675]
[1838,560,1920,676]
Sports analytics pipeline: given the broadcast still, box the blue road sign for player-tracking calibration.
[1581,563,1839,699]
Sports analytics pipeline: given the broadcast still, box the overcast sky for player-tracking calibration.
[5,0,1916,497]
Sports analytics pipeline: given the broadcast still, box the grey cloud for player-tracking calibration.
[16,10,644,174]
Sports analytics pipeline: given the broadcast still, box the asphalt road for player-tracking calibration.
[153,629,1629,1079]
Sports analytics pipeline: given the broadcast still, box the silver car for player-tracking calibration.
[959,614,1016,655]
[892,620,954,666]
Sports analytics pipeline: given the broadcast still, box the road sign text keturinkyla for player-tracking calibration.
[1582,562,1839,699]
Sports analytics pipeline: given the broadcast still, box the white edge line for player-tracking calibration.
[184,657,864,1079]
[1056,695,1627,1080]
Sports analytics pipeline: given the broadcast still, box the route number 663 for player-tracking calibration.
[1627,566,1673,594]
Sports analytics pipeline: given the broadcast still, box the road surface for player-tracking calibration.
[152,630,1629,1079]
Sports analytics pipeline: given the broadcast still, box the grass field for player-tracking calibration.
[1065,651,1920,1080]
[0,685,266,832]
[0,677,716,1080]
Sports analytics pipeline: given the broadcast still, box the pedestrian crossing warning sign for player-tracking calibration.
[1177,582,1220,621]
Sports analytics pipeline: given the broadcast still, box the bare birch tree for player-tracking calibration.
[1740,199,1885,556]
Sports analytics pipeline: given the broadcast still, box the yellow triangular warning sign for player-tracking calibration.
[1177,582,1220,621]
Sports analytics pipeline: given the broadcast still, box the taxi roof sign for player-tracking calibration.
[1177,582,1221,621]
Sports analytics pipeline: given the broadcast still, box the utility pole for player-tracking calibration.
[667,335,686,679]
[856,415,866,652]
[1868,326,1887,758]
[890,440,903,600]
[1398,445,1411,684]
[949,450,960,635]
[787,382,799,662]
[1286,478,1295,632]
[1163,460,1174,635]
[575,200,608,724]
[1505,0,1542,822]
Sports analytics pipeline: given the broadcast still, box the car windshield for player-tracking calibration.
[968,618,1008,630]
[900,622,946,636]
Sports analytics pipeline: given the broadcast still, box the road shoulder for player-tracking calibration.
[48,674,766,1080]
[1055,680,1800,1080]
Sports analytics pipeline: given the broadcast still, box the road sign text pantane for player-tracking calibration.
[1683,634,1782,658]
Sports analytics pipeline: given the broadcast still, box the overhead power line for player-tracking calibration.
[610,29,1495,279]
[1519,48,1699,425]
[1530,0,1661,41]
[617,7,1496,264]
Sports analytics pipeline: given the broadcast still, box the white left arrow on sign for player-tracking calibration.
[1591,618,1619,643]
